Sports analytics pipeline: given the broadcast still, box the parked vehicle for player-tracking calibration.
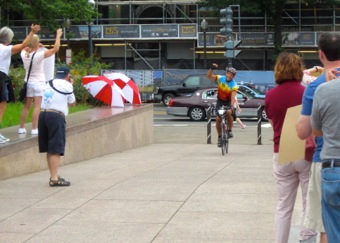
[153,74,216,106]
[166,87,267,121]
[238,84,266,98]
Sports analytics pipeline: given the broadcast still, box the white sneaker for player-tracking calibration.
[18,128,27,134]
[0,134,10,142]
[300,234,317,243]
[31,129,38,135]
[241,125,246,130]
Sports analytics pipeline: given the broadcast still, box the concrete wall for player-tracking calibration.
[0,104,153,180]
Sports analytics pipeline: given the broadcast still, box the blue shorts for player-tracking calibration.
[38,111,66,155]
[321,166,340,242]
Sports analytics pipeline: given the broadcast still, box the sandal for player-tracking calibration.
[49,177,71,187]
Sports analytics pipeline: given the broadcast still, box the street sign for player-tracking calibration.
[225,40,242,49]
[224,40,242,58]
[225,50,241,58]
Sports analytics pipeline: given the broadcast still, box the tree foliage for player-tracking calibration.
[0,0,99,29]
[202,0,339,59]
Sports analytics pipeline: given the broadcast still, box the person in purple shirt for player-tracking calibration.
[265,52,316,243]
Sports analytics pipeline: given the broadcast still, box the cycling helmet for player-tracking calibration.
[226,67,237,75]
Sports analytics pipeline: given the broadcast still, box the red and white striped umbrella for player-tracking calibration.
[103,72,141,105]
[82,75,126,107]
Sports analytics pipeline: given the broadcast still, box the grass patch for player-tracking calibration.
[2,102,90,128]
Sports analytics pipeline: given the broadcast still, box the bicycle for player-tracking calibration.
[216,105,232,155]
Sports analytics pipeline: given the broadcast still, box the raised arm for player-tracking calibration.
[207,63,218,82]
[12,24,40,55]
[44,28,62,58]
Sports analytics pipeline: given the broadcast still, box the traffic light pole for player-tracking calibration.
[227,36,233,68]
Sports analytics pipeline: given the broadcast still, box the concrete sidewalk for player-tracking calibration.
[0,124,306,242]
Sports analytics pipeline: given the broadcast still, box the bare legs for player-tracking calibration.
[216,116,222,136]
[19,97,33,128]
[0,101,6,124]
[19,96,42,131]
[320,232,328,243]
[31,96,42,130]
[236,117,246,129]
[47,153,60,181]
[216,111,234,136]
[227,109,233,131]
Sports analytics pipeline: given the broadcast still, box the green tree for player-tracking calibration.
[0,0,99,28]
[203,0,339,59]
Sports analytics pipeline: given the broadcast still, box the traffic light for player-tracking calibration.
[220,7,233,36]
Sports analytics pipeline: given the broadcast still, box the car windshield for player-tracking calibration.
[249,86,265,95]
[241,84,265,95]
[238,88,256,98]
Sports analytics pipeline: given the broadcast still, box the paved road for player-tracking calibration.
[153,103,273,146]
[0,105,309,243]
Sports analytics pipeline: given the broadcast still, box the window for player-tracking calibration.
[184,76,200,86]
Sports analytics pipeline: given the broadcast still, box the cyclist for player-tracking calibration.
[207,64,238,147]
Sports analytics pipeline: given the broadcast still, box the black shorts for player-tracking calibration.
[0,71,10,102]
[215,99,231,110]
[232,108,237,121]
[38,111,66,155]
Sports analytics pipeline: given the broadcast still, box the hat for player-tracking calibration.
[55,66,70,78]
[226,67,237,75]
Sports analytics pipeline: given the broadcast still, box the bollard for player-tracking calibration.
[207,104,212,144]
[257,105,262,145]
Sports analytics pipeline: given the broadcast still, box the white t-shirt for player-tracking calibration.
[0,44,13,75]
[21,50,45,82]
[41,78,75,116]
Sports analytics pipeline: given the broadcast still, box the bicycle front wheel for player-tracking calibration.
[221,121,227,155]
[225,134,229,154]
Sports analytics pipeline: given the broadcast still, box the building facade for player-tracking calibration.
[4,0,340,70]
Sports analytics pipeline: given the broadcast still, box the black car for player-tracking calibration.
[153,74,216,106]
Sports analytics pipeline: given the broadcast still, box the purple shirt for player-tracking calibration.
[265,81,305,153]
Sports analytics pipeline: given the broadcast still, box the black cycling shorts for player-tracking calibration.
[216,99,231,110]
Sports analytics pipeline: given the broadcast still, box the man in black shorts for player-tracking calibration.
[207,64,238,147]
[38,66,76,186]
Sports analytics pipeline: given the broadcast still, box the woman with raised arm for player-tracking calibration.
[0,24,41,143]
[18,28,62,135]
